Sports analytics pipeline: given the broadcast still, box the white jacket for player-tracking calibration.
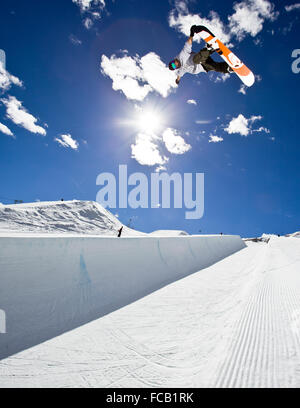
[176,41,206,77]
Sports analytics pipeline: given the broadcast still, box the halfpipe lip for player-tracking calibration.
[0,233,241,239]
[0,234,245,360]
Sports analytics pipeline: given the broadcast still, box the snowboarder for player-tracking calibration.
[169,25,232,85]
[118,226,123,238]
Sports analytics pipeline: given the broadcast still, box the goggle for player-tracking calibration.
[170,61,177,70]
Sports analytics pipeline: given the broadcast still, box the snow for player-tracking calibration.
[1,236,299,388]
[289,231,300,238]
[0,200,299,388]
[0,232,245,361]
[0,200,144,236]
[244,233,281,243]
[149,230,189,236]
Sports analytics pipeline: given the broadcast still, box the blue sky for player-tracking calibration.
[0,0,299,236]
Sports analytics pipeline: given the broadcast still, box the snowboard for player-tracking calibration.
[196,26,255,87]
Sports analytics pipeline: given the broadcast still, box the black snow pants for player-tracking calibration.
[193,48,229,74]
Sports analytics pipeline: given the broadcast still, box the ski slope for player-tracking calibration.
[0,236,299,388]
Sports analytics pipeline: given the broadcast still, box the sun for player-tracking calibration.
[117,105,168,134]
[136,110,163,133]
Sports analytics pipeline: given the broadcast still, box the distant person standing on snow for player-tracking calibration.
[118,226,123,238]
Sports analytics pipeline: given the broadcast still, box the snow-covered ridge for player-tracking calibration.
[244,232,300,243]
[0,200,144,236]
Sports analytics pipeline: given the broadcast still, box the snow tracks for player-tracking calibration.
[214,237,300,388]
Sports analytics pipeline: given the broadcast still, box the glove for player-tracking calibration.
[190,25,199,37]
[175,77,180,85]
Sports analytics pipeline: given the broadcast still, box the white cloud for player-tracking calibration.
[162,128,191,154]
[72,0,105,13]
[168,2,231,44]
[228,0,279,41]
[195,119,213,125]
[225,114,250,136]
[187,99,197,105]
[238,84,247,94]
[1,96,46,135]
[92,11,101,19]
[101,54,151,101]
[72,0,105,29]
[155,165,167,173]
[54,134,79,150]
[250,115,263,122]
[69,34,82,45]
[253,126,270,133]
[130,126,191,167]
[209,134,224,143]
[224,114,265,136]
[213,73,231,83]
[285,3,300,12]
[0,122,14,137]
[140,53,178,98]
[101,52,176,101]
[131,132,168,166]
[0,63,23,92]
[169,0,278,44]
[253,37,263,46]
[83,17,93,29]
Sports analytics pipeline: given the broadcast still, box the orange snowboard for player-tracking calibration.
[198,26,255,87]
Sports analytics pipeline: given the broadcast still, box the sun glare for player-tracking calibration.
[136,110,163,133]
